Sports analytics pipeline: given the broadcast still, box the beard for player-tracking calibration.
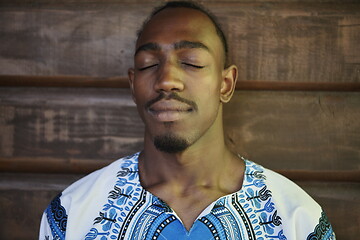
[153,133,190,153]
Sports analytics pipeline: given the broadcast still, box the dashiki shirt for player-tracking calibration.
[39,152,336,240]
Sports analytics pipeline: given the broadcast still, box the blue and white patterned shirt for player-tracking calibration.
[39,152,336,239]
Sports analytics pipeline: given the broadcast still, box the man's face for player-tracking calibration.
[129,7,232,153]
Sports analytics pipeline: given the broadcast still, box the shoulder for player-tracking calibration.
[244,159,320,211]
[61,152,140,201]
[40,153,140,240]
[264,167,319,208]
[264,168,336,239]
[242,159,336,239]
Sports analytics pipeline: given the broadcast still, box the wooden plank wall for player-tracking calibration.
[0,0,359,239]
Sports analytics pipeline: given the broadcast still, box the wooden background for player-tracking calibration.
[0,0,359,239]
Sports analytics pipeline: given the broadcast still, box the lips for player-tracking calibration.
[148,100,193,122]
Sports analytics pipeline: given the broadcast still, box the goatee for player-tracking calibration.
[154,134,190,153]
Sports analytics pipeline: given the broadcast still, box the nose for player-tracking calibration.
[154,62,184,93]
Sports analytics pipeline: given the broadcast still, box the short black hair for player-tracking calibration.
[137,1,229,67]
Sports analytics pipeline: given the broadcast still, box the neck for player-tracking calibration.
[138,107,245,231]
[139,122,244,196]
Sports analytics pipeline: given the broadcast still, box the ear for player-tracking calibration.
[220,65,238,103]
[128,68,136,103]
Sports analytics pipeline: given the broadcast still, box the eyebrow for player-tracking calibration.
[174,40,210,52]
[135,40,210,56]
[135,42,161,55]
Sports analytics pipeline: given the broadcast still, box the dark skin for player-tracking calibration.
[128,7,245,231]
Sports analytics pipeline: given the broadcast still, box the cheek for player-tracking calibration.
[190,76,222,102]
[132,85,147,117]
[200,80,222,115]
[193,86,221,117]
[132,80,152,103]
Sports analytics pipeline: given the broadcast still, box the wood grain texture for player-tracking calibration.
[0,88,143,172]
[0,173,81,239]
[0,2,359,82]
[0,75,129,88]
[2,156,360,182]
[1,75,360,91]
[1,87,359,175]
[224,91,360,171]
[0,173,358,240]
[276,170,360,182]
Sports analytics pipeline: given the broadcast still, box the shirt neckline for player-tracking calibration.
[132,152,254,225]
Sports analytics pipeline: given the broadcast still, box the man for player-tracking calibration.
[39,1,336,239]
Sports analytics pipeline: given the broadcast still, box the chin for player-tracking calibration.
[153,134,190,153]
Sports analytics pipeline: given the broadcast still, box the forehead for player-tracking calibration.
[136,8,221,53]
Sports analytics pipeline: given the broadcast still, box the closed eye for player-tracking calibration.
[138,64,158,71]
[182,62,205,69]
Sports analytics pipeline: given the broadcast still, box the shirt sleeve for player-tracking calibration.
[38,211,52,240]
[38,193,68,240]
[264,168,336,239]
[306,211,336,240]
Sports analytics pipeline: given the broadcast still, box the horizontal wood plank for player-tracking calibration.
[1,75,360,91]
[0,172,84,191]
[277,170,360,182]
[1,87,359,175]
[0,2,359,82]
[0,174,358,239]
[0,75,128,88]
[1,156,359,182]
[225,91,360,171]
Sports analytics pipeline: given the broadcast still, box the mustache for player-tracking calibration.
[145,92,198,111]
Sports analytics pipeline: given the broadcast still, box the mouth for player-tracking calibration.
[148,100,194,122]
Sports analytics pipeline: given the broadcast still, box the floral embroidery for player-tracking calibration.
[307,212,336,240]
[46,193,67,240]
[85,153,144,240]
